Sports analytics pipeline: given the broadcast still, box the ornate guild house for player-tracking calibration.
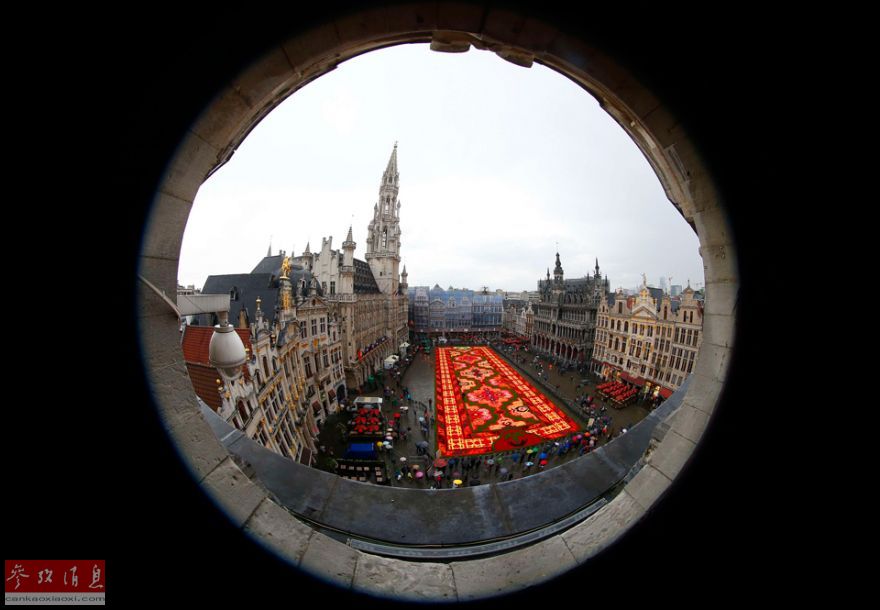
[592,278,703,397]
[531,253,609,366]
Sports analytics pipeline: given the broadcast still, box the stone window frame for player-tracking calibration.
[138,4,736,602]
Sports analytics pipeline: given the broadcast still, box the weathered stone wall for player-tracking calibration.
[138,2,736,601]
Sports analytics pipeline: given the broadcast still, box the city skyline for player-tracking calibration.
[178,43,704,293]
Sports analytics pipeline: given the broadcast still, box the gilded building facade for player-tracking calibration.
[592,279,703,395]
[182,265,345,466]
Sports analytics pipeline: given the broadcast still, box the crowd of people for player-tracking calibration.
[318,338,648,489]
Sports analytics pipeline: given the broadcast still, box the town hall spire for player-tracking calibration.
[366,143,403,295]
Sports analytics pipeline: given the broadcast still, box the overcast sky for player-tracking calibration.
[178,43,704,293]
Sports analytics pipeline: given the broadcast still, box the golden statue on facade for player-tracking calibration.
[281,256,292,279]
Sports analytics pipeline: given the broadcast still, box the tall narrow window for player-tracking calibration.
[381,227,387,249]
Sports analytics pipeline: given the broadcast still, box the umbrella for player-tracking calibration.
[539,459,548,466]
[417,441,428,449]
[539,452,547,460]
[394,413,401,419]
[433,458,448,468]
[400,406,409,411]
[415,471,424,479]
[452,471,461,478]
[383,441,391,447]
[399,457,407,462]
[411,464,420,470]
[499,467,509,475]
[418,416,425,423]
[376,441,383,447]
[453,479,463,486]
[525,461,534,467]
[386,435,393,441]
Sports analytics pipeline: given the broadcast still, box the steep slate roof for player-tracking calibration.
[354,259,380,294]
[251,254,289,275]
[197,273,278,326]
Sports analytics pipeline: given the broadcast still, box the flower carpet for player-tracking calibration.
[435,346,579,457]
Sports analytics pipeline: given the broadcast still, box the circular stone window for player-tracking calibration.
[137,3,737,602]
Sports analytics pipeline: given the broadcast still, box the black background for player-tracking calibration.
[9,2,796,606]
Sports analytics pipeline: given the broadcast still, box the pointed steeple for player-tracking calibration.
[304,242,311,255]
[366,143,403,296]
[345,225,354,243]
[595,258,600,276]
[384,141,399,182]
[267,240,272,257]
[553,252,564,284]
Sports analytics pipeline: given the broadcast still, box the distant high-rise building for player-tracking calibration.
[671,284,683,297]
[659,276,667,293]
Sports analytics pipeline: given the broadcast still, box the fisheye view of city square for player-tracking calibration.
[167,40,708,597]
[8,2,791,606]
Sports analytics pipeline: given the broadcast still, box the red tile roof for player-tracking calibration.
[186,363,223,411]
[181,325,252,366]
[182,326,254,410]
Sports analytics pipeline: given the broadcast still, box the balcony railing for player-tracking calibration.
[200,376,690,556]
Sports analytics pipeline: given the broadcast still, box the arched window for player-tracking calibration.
[262,356,269,376]
[618,302,622,314]
[381,227,387,249]
[624,321,629,332]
